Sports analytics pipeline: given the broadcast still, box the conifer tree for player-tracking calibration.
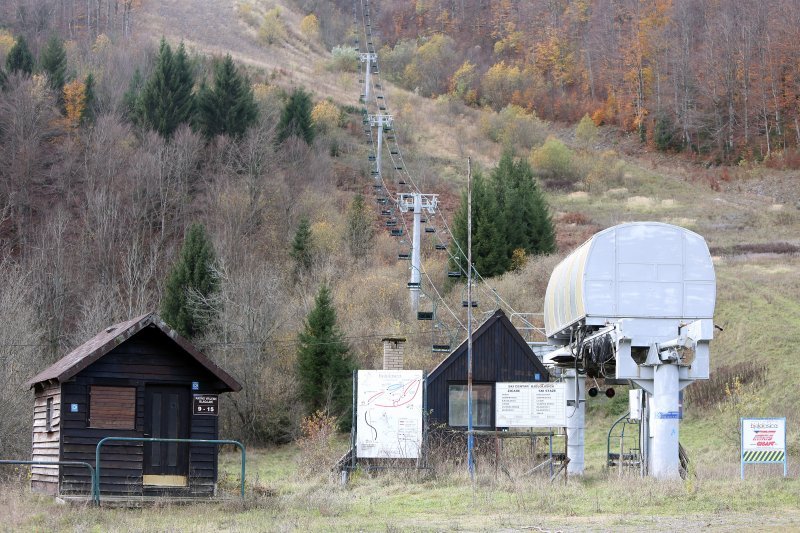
[161,223,218,339]
[139,38,195,138]
[82,73,95,124]
[40,35,67,92]
[277,87,314,144]
[0,68,7,91]
[345,194,374,259]
[196,54,258,138]
[296,283,354,427]
[6,36,34,75]
[450,154,555,279]
[123,68,144,123]
[290,217,313,272]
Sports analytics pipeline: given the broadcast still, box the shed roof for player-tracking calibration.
[427,309,548,383]
[26,312,242,392]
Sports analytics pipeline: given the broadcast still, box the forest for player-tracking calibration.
[353,0,800,162]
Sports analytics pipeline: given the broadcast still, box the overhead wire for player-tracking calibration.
[353,0,538,339]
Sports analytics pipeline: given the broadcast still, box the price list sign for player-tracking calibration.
[496,382,567,428]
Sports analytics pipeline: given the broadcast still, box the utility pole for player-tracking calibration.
[360,52,377,103]
[368,114,392,176]
[466,157,474,480]
[399,193,438,313]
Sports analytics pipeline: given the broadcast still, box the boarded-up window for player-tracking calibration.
[90,386,136,429]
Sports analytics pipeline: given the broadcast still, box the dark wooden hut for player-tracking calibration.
[25,313,241,498]
[426,309,549,429]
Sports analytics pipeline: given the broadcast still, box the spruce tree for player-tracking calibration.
[82,73,95,124]
[196,54,258,138]
[6,36,34,75]
[290,217,313,272]
[0,68,7,91]
[345,194,374,259]
[139,38,196,138]
[450,154,555,279]
[277,87,314,144]
[40,35,67,92]
[296,283,354,427]
[123,68,144,122]
[161,223,219,339]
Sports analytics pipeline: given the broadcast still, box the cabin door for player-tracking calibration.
[143,385,190,485]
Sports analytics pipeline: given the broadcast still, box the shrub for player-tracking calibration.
[329,45,358,72]
[297,410,340,477]
[684,361,767,409]
[480,104,547,151]
[582,150,625,192]
[654,113,682,152]
[300,13,320,40]
[259,8,287,45]
[575,113,599,148]
[530,136,578,183]
[311,99,341,133]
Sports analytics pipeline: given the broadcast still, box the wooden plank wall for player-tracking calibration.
[60,328,225,496]
[31,384,61,495]
[427,317,549,427]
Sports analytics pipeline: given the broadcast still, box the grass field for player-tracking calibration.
[3,422,798,533]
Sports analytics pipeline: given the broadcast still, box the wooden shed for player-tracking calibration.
[426,309,549,429]
[25,313,241,498]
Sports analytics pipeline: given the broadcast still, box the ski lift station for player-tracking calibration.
[542,222,716,479]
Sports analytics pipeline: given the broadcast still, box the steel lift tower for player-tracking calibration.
[360,52,377,102]
[398,193,438,314]
[368,114,393,176]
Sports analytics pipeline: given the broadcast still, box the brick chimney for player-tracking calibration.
[382,337,406,370]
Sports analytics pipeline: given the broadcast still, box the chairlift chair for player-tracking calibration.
[391,229,403,237]
[380,209,392,216]
[425,227,435,233]
[435,243,447,251]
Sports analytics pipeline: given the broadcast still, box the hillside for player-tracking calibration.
[0,0,799,528]
[133,0,800,470]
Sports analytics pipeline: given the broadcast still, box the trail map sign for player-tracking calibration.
[741,417,787,479]
[356,370,423,459]
[496,382,567,428]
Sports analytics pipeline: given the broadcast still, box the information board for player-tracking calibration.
[496,382,567,428]
[741,417,787,478]
[356,370,423,459]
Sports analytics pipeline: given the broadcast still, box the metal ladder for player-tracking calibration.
[606,411,642,474]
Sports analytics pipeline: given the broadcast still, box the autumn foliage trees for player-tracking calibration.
[373,0,800,160]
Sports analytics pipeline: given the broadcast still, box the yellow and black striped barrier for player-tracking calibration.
[742,450,785,462]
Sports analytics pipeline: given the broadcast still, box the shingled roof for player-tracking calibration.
[26,312,241,392]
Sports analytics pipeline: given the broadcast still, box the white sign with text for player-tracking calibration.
[496,382,567,428]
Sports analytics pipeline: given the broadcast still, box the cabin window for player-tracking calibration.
[45,397,53,432]
[89,386,136,430]
[448,384,492,428]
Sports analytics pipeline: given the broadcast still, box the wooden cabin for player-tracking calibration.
[25,313,241,499]
[426,309,549,430]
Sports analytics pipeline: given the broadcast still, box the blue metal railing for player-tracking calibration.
[0,460,98,504]
[95,437,245,503]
